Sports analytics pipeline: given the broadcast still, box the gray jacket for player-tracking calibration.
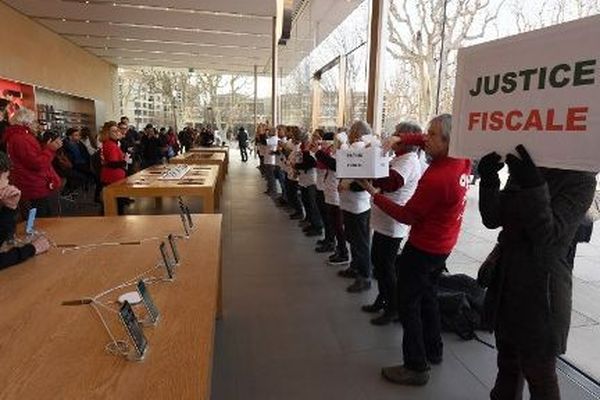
[480,168,596,356]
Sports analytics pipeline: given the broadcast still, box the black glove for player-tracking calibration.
[477,152,504,188]
[505,144,544,189]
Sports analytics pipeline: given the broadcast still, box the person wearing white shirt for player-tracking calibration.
[313,130,337,253]
[337,121,373,293]
[362,122,424,326]
[263,129,279,195]
[316,132,349,265]
[285,127,305,219]
[274,125,289,206]
[294,129,323,237]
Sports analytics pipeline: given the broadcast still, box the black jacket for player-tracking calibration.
[480,169,597,356]
[0,207,35,271]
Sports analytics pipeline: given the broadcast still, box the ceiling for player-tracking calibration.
[3,0,364,76]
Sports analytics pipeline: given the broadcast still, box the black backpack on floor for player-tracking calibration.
[437,273,486,340]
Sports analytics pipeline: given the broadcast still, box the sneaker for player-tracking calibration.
[347,278,372,293]
[337,267,357,278]
[370,313,396,326]
[328,254,350,266]
[315,243,335,253]
[381,365,430,386]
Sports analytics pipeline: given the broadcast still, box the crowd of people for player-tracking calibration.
[0,98,597,398]
[0,108,228,269]
[250,115,598,399]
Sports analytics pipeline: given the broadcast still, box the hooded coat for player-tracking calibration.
[480,168,596,356]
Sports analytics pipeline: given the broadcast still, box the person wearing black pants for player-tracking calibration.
[397,243,448,371]
[361,114,471,385]
[316,142,349,264]
[237,127,249,162]
[367,232,403,323]
[295,130,323,236]
[315,188,334,251]
[342,207,371,291]
[362,123,424,325]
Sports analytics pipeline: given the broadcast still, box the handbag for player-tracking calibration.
[477,244,501,288]
[585,190,600,223]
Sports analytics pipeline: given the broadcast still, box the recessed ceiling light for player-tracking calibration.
[61,18,67,22]
[85,19,90,23]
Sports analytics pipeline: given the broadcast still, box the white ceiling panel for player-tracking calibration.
[2,0,364,75]
[2,0,277,72]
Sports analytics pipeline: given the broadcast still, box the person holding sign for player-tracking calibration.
[361,122,424,326]
[359,114,471,386]
[477,145,596,400]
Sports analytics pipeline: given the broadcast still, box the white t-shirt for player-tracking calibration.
[339,182,371,214]
[276,137,288,169]
[298,151,317,188]
[316,168,327,191]
[287,144,301,181]
[370,152,423,238]
[323,169,340,206]
[263,136,278,165]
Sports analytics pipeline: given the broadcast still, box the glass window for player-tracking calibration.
[317,62,340,132]
[343,44,368,126]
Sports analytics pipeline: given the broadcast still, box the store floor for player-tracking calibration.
[211,149,599,400]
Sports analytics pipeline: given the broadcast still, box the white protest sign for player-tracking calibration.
[450,14,600,172]
[336,147,390,179]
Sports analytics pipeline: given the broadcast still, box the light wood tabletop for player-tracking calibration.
[0,214,222,400]
[169,153,227,197]
[103,164,220,216]
[189,146,229,174]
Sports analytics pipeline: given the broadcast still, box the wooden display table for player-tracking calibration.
[170,152,227,192]
[103,164,220,216]
[0,215,222,400]
[189,146,229,174]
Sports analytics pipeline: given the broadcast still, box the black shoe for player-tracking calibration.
[427,355,443,365]
[361,302,385,314]
[315,243,335,253]
[289,213,303,220]
[305,228,323,237]
[298,220,310,228]
[337,267,357,278]
[328,254,350,266]
[371,313,395,326]
[316,239,327,246]
[347,278,372,293]
[381,365,430,386]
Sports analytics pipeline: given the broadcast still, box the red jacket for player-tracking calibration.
[100,139,126,184]
[374,156,471,255]
[5,125,60,201]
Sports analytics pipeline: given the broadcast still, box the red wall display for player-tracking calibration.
[0,77,35,120]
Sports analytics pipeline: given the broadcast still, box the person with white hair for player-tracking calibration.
[4,108,62,218]
[360,114,471,385]
[337,120,374,293]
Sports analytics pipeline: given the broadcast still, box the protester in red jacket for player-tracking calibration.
[5,108,62,218]
[360,114,471,386]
